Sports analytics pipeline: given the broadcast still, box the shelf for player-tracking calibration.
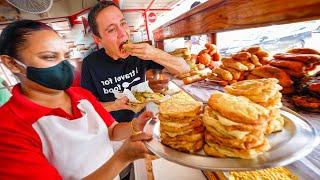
[153,0,320,41]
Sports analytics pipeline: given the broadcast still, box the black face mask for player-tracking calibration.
[16,60,75,90]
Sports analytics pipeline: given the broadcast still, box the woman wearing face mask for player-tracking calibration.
[0,20,154,179]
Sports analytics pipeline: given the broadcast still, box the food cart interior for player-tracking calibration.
[0,0,320,179]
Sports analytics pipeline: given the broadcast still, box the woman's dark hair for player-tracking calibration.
[0,19,55,59]
[88,1,120,37]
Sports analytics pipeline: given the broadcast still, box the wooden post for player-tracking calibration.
[155,41,164,50]
[208,33,217,45]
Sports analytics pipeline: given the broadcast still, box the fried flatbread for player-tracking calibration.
[159,92,203,118]
[205,130,265,150]
[204,138,270,159]
[203,106,266,135]
[160,132,203,142]
[161,139,204,153]
[160,119,203,133]
[224,78,281,97]
[208,92,270,124]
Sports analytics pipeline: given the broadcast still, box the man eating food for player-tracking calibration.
[81,1,189,122]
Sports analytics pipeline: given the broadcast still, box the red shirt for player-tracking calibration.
[0,85,115,179]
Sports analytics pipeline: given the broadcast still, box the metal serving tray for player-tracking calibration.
[143,107,319,171]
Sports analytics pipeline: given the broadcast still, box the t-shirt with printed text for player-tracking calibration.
[81,48,163,122]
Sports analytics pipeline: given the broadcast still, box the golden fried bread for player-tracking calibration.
[205,125,264,146]
[257,92,282,108]
[159,92,203,118]
[161,132,203,142]
[203,106,266,137]
[224,78,282,104]
[265,116,285,135]
[160,129,193,137]
[208,92,270,124]
[232,52,251,60]
[250,54,262,66]
[221,66,242,80]
[160,119,203,133]
[245,90,281,104]
[228,167,297,180]
[212,67,233,81]
[205,130,265,150]
[159,92,205,154]
[222,58,249,71]
[162,139,204,153]
[224,78,280,96]
[204,138,270,159]
[159,114,199,123]
[254,50,270,58]
[239,59,255,70]
[160,125,205,137]
[246,46,263,54]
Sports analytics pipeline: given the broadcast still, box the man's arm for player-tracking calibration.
[124,43,190,75]
[152,49,190,75]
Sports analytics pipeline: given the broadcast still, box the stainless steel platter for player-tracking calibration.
[143,107,320,171]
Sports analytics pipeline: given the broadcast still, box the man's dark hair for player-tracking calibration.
[0,19,55,60]
[88,1,120,37]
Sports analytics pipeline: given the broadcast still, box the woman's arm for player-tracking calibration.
[108,111,154,141]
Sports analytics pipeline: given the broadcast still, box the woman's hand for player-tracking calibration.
[132,111,155,132]
[118,133,152,162]
[123,43,160,60]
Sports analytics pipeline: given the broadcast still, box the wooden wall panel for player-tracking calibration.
[153,0,320,41]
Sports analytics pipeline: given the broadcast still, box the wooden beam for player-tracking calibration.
[208,33,217,45]
[153,0,320,41]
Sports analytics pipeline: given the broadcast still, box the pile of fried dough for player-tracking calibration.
[225,78,284,134]
[203,91,271,159]
[158,79,284,159]
[159,92,204,153]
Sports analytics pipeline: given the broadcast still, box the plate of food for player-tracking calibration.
[143,79,319,171]
[202,166,299,180]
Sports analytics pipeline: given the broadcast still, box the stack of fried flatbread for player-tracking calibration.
[224,78,284,134]
[159,92,204,153]
[203,91,271,159]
